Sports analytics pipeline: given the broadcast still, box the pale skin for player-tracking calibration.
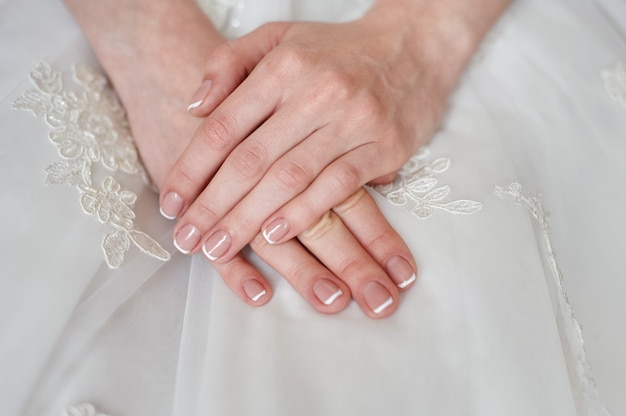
[160,0,511,266]
[63,0,510,318]
[62,0,429,318]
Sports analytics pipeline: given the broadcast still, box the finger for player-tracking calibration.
[159,73,280,221]
[211,252,273,306]
[297,210,400,319]
[368,172,397,185]
[176,120,348,262]
[261,143,389,244]
[160,25,293,221]
[332,188,417,290]
[249,234,351,313]
[187,22,291,116]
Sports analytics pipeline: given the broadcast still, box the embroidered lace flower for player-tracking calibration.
[13,61,170,269]
[601,62,626,108]
[63,403,109,416]
[374,148,482,218]
[493,183,610,416]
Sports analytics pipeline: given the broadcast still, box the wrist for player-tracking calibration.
[63,0,224,93]
[361,0,510,93]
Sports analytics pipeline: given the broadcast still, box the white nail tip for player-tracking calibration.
[323,289,344,305]
[187,99,203,112]
[397,273,416,289]
[262,223,283,245]
[160,207,176,220]
[173,238,190,255]
[373,296,394,314]
[262,228,276,245]
[251,289,267,302]
[202,245,217,261]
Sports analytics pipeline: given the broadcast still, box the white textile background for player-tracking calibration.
[0,0,624,415]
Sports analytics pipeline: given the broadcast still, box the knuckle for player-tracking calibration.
[368,227,397,251]
[332,162,362,194]
[299,211,339,241]
[230,142,267,179]
[275,160,312,193]
[276,46,307,74]
[318,70,354,102]
[333,188,369,215]
[336,256,369,280]
[262,46,306,84]
[358,92,385,120]
[193,198,220,225]
[208,42,238,66]
[201,113,237,152]
[250,232,269,250]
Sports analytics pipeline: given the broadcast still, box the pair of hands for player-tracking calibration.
[64,0,508,318]
[157,16,448,318]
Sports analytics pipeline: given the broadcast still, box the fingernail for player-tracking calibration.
[262,218,290,244]
[313,279,344,306]
[160,191,184,220]
[386,256,416,289]
[362,281,394,315]
[243,280,267,302]
[173,224,201,254]
[187,79,212,112]
[202,230,231,261]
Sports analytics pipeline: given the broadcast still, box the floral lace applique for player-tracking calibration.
[13,61,170,269]
[63,403,109,416]
[601,62,626,108]
[493,183,610,416]
[374,148,482,218]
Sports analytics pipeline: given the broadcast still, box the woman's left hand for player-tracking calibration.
[159,2,483,263]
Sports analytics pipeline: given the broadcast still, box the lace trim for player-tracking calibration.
[374,148,482,218]
[63,403,109,416]
[601,62,626,108]
[493,183,610,416]
[13,61,170,269]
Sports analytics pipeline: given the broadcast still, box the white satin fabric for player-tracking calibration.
[1,0,625,415]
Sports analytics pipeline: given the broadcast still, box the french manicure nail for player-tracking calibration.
[243,280,267,302]
[313,279,344,306]
[187,79,213,112]
[386,256,416,289]
[262,218,290,244]
[202,230,231,261]
[173,224,201,254]
[362,281,394,315]
[160,191,184,220]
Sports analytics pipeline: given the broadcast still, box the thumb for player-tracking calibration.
[187,22,291,116]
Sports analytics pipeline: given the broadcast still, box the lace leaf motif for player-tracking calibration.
[375,148,482,218]
[601,62,626,108]
[13,61,170,269]
[63,403,109,416]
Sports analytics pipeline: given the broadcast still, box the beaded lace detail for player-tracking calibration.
[601,62,626,108]
[494,183,610,416]
[13,61,170,269]
[375,148,482,218]
[63,403,109,416]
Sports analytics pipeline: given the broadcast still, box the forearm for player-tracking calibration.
[363,0,511,92]
[63,0,227,187]
[62,0,223,93]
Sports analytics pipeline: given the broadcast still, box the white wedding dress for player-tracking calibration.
[1,0,625,415]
